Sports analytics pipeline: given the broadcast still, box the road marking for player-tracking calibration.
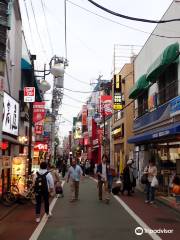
[90,176,161,240]
[29,181,65,240]
[113,195,162,240]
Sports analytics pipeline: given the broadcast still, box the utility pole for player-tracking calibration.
[28,54,36,175]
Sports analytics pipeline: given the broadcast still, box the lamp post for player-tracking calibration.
[27,56,67,174]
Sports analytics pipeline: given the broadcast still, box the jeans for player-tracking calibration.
[70,181,80,200]
[98,180,110,200]
[35,192,49,215]
[146,182,155,202]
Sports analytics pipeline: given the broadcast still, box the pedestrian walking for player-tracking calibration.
[33,162,55,223]
[97,154,111,204]
[85,160,90,175]
[144,158,158,204]
[172,175,180,205]
[121,160,134,196]
[67,158,83,202]
[49,164,64,198]
[61,160,67,178]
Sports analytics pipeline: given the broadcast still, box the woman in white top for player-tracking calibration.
[144,158,157,204]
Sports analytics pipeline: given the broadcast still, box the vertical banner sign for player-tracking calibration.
[24,87,35,102]
[33,102,45,123]
[100,96,112,116]
[82,105,87,126]
[113,74,122,110]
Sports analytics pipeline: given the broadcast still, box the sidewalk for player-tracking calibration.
[157,195,180,214]
[0,202,18,221]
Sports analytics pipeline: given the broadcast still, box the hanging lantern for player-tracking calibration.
[50,63,65,77]
[13,157,22,165]
[39,80,51,92]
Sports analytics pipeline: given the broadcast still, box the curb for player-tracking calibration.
[156,196,180,216]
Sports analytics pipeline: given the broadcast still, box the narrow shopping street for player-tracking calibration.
[0,177,180,240]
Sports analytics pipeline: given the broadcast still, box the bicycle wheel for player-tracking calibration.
[3,191,17,205]
[10,185,19,195]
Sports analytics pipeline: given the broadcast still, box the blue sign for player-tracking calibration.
[170,96,180,117]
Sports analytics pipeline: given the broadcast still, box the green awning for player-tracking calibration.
[21,58,32,70]
[129,74,149,99]
[146,42,179,83]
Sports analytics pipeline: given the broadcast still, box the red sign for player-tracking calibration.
[0,141,8,150]
[34,142,48,152]
[24,87,35,102]
[82,105,87,126]
[33,102,45,123]
[100,96,112,116]
[35,124,43,135]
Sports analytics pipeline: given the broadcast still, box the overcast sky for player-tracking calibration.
[19,0,173,137]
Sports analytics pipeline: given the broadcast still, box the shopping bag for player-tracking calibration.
[151,176,158,187]
[141,174,148,184]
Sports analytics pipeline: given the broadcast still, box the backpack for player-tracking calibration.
[34,171,49,193]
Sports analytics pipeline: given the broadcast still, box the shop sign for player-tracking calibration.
[33,102,45,123]
[170,96,180,117]
[2,156,11,169]
[2,92,19,136]
[152,130,170,139]
[0,141,8,150]
[24,87,35,102]
[113,74,122,110]
[74,121,82,139]
[34,142,48,151]
[100,95,112,116]
[82,105,87,126]
[35,124,43,135]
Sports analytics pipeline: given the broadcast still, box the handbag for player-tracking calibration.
[141,174,148,184]
[151,176,158,187]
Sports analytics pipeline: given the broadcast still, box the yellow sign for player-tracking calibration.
[113,104,122,110]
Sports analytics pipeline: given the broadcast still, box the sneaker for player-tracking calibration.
[150,201,155,204]
[145,200,149,203]
[36,217,40,223]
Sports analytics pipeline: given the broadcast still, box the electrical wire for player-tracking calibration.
[29,0,46,54]
[23,0,36,48]
[65,72,91,85]
[40,0,54,55]
[64,93,87,104]
[87,0,180,24]
[62,103,81,109]
[64,87,100,93]
[67,0,180,39]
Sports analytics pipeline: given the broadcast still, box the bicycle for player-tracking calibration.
[21,174,36,205]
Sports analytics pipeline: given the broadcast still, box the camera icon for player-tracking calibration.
[135,227,144,236]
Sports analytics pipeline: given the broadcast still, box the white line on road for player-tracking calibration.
[90,176,161,240]
[114,196,162,240]
[29,181,65,240]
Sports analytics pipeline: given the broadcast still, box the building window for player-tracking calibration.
[137,91,148,117]
[158,63,178,105]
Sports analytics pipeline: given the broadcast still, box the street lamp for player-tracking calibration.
[28,55,68,174]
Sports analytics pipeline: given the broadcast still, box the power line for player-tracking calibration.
[67,0,180,39]
[87,0,180,24]
[62,103,81,109]
[40,0,54,55]
[29,0,46,54]
[64,87,100,93]
[64,93,87,104]
[65,72,90,85]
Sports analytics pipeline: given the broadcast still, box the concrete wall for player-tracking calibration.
[4,0,22,101]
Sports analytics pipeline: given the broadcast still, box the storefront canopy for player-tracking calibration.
[129,74,149,99]
[146,42,180,83]
[21,58,32,70]
[128,123,180,144]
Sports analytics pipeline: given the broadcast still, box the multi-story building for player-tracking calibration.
[111,63,134,175]
[128,1,180,194]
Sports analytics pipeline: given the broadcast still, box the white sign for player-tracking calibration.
[2,92,19,136]
[24,87,35,102]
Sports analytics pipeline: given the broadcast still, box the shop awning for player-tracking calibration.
[21,58,32,70]
[128,123,180,144]
[146,42,179,83]
[129,74,149,99]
